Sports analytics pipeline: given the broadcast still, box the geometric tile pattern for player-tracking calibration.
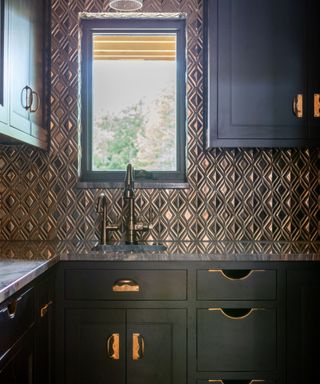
[0,0,319,243]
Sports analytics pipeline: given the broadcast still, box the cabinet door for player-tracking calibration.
[287,270,320,383]
[308,0,320,138]
[8,0,31,133]
[65,309,125,384]
[127,309,186,384]
[0,335,34,384]
[205,0,308,147]
[0,0,8,126]
[35,273,54,384]
[29,0,48,144]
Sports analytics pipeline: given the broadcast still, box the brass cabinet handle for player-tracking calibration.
[207,269,265,280]
[40,301,53,318]
[112,279,140,292]
[106,333,120,360]
[208,308,263,320]
[208,381,266,383]
[30,90,40,113]
[132,333,144,360]
[314,93,320,118]
[0,295,23,319]
[292,94,303,118]
[21,85,33,110]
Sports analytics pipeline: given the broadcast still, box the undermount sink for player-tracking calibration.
[91,243,167,252]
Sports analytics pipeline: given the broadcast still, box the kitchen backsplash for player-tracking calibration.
[0,0,319,242]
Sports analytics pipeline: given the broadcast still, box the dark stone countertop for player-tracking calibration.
[0,239,319,304]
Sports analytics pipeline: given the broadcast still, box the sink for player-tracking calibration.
[91,243,167,252]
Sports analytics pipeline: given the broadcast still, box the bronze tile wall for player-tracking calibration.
[0,0,319,242]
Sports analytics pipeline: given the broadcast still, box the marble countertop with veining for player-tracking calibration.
[1,239,320,304]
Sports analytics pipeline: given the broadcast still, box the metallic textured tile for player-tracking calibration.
[0,0,319,243]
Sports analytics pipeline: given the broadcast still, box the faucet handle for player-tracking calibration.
[147,207,156,228]
[97,193,107,213]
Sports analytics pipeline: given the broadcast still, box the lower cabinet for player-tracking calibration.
[287,270,320,383]
[64,308,186,384]
[197,308,277,372]
[0,333,34,384]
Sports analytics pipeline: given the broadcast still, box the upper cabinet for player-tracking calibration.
[0,0,50,150]
[204,0,320,148]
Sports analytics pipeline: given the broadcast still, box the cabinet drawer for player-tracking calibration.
[197,307,276,371]
[65,269,187,300]
[197,269,276,300]
[0,287,34,358]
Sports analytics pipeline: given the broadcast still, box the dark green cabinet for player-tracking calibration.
[35,272,55,384]
[204,0,320,148]
[0,0,49,149]
[65,309,126,384]
[126,309,186,384]
[287,269,320,383]
[0,333,34,384]
[64,307,186,384]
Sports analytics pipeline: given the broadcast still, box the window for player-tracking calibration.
[80,16,187,187]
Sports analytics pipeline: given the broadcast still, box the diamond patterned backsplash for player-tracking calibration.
[0,0,319,243]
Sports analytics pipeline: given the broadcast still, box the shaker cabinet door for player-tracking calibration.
[8,0,31,134]
[65,309,126,384]
[127,309,187,384]
[205,0,317,147]
[287,270,320,383]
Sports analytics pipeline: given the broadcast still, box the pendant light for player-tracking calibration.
[109,0,143,11]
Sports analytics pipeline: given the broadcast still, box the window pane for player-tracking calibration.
[92,34,177,172]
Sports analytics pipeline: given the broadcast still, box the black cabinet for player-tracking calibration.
[287,269,320,383]
[204,0,320,148]
[35,272,55,384]
[57,264,187,384]
[0,0,50,149]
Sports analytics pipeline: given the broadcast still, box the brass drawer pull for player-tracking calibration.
[40,301,53,318]
[292,94,303,118]
[132,333,144,360]
[314,93,320,117]
[7,299,18,319]
[208,308,263,320]
[106,333,120,360]
[208,380,266,383]
[207,269,265,280]
[112,279,140,292]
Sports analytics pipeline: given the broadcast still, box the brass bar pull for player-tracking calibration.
[293,94,303,118]
[30,90,40,113]
[40,301,53,318]
[106,333,120,360]
[132,333,144,360]
[208,308,263,320]
[314,93,320,117]
[112,279,139,292]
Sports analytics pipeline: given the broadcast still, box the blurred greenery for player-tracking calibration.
[92,87,176,171]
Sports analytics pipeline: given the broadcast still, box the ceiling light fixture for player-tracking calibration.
[109,0,143,11]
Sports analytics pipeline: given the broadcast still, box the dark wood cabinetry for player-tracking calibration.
[0,0,50,149]
[0,270,55,384]
[204,0,320,148]
[287,268,320,383]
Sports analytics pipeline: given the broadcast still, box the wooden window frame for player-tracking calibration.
[79,17,187,189]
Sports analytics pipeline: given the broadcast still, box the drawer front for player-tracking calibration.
[197,308,276,371]
[198,380,275,384]
[0,287,35,358]
[65,269,187,300]
[197,269,276,300]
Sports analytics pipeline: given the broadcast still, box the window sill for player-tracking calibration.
[76,180,190,189]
